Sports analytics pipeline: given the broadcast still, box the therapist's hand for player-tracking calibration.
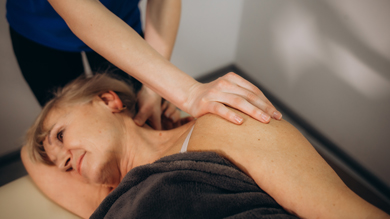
[133,85,163,130]
[161,100,194,130]
[184,72,282,124]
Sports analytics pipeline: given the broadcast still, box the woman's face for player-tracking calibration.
[42,101,124,187]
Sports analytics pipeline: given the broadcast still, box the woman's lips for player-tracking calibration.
[77,152,85,176]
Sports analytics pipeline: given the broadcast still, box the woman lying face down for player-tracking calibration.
[22,74,389,219]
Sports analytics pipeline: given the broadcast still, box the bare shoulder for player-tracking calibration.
[188,108,324,215]
[188,109,389,219]
[188,108,309,157]
[188,108,316,179]
[196,107,302,137]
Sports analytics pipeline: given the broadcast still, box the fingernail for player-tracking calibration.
[235,116,243,124]
[273,111,282,120]
[134,119,141,125]
[261,113,270,122]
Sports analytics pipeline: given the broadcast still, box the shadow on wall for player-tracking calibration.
[236,0,390,189]
[270,0,390,100]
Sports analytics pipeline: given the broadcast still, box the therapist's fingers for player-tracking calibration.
[133,106,162,130]
[223,84,281,120]
[133,108,150,126]
[161,114,194,130]
[161,99,195,130]
[224,72,274,106]
[205,101,247,124]
[133,85,162,130]
[215,93,272,123]
[184,72,282,124]
[148,109,163,130]
[163,101,180,123]
[179,116,195,125]
[221,72,281,120]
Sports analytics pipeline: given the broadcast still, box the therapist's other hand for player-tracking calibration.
[134,85,163,130]
[161,100,194,130]
[184,72,282,124]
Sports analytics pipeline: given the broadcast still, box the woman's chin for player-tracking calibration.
[88,169,117,186]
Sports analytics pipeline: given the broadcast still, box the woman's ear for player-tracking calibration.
[99,91,125,113]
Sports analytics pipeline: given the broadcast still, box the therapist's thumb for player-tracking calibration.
[133,111,149,127]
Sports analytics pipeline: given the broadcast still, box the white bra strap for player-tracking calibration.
[180,125,195,153]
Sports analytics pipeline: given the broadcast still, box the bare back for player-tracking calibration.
[188,109,388,219]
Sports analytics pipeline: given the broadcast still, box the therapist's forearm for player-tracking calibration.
[48,0,282,125]
[48,0,195,111]
[145,0,181,60]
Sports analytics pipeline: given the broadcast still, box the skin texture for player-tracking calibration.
[189,113,389,219]
[47,0,282,126]
[22,92,389,219]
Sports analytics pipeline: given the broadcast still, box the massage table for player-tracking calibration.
[0,175,81,219]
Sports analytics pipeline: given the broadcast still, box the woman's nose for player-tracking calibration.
[57,149,73,172]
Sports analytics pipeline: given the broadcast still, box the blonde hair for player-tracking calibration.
[25,73,137,165]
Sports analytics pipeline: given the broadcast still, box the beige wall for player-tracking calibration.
[140,0,243,77]
[236,0,390,186]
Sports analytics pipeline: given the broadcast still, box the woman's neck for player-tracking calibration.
[119,119,196,180]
